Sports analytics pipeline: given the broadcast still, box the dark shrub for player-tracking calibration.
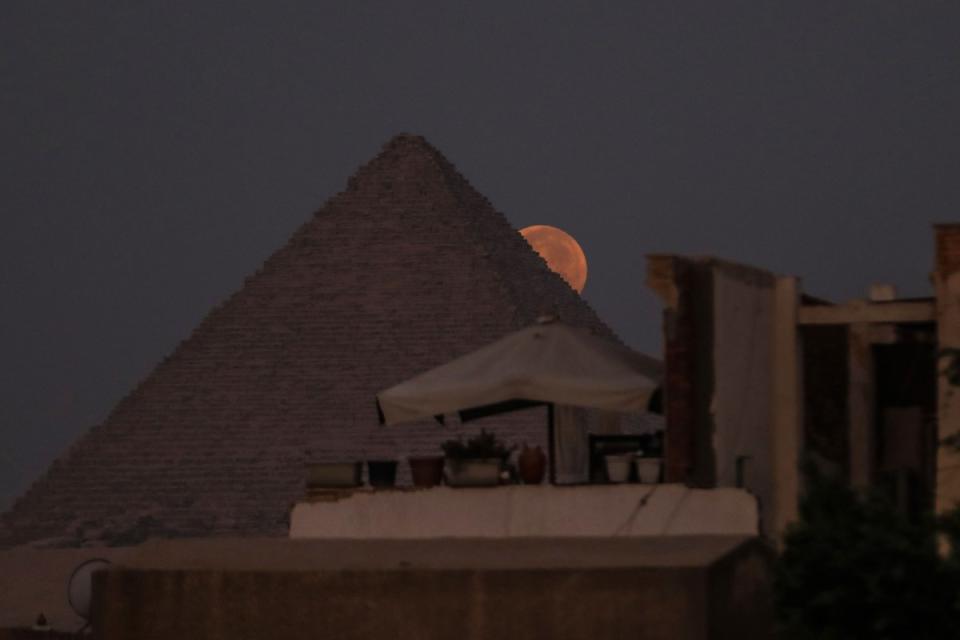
[774,466,960,639]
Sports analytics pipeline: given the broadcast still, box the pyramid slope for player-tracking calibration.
[2,135,626,547]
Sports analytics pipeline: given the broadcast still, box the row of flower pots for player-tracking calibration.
[304,459,427,489]
[391,431,547,487]
[305,431,666,489]
[411,445,548,487]
[305,451,545,490]
[306,452,663,488]
[305,431,546,490]
[604,454,663,484]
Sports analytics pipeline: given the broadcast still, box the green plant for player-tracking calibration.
[441,429,515,460]
[774,464,960,639]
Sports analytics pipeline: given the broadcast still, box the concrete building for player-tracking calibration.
[88,536,773,640]
[647,225,958,541]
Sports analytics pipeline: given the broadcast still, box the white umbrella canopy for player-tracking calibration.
[377,317,662,426]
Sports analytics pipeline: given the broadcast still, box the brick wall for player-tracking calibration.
[935,224,960,277]
[660,259,699,485]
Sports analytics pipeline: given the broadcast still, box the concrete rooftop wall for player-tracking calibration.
[89,537,774,640]
[290,484,758,539]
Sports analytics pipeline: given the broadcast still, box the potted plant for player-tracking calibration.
[408,455,445,488]
[634,430,664,484]
[442,429,515,487]
[367,460,398,488]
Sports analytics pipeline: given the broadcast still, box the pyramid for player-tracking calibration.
[1,134,625,547]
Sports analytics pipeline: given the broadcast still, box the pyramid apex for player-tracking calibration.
[386,132,427,144]
[342,133,458,197]
[380,133,438,154]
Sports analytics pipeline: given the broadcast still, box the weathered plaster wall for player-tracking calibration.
[90,537,774,640]
[94,567,708,640]
[289,485,758,539]
[647,256,781,535]
[710,264,775,531]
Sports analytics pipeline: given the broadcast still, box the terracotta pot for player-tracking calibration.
[408,456,444,488]
[517,445,546,484]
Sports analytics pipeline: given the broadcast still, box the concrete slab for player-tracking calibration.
[290,484,758,539]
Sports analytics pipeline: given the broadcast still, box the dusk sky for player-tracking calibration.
[3,1,959,509]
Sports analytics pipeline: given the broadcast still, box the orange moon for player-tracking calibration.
[520,225,588,293]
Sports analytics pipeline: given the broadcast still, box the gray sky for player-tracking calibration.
[2,1,959,509]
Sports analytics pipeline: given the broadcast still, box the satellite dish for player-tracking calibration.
[67,558,111,620]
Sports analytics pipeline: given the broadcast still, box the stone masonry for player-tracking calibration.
[0,135,625,547]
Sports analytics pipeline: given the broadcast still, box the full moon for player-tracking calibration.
[519,225,588,293]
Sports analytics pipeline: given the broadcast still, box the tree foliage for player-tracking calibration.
[774,466,960,639]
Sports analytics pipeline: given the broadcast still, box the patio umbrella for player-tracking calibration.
[376,317,662,481]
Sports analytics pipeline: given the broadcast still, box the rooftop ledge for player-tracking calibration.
[289,483,758,540]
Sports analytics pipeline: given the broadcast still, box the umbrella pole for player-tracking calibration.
[548,403,556,484]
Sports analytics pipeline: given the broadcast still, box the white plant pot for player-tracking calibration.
[445,458,502,487]
[635,457,662,484]
[605,455,632,483]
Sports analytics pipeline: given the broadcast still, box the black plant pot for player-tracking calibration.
[367,460,398,488]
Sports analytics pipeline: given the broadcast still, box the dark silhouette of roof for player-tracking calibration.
[1,134,624,547]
